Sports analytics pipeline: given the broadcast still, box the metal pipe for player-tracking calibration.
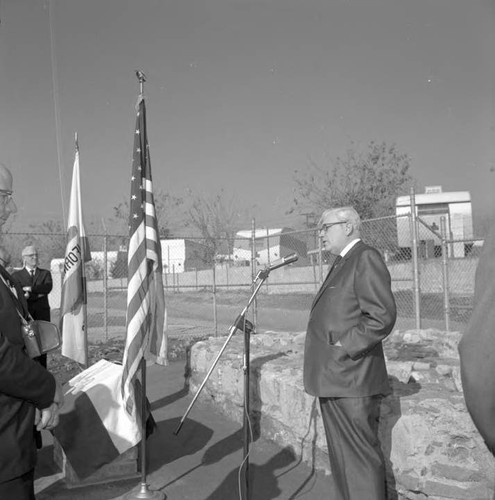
[409,187,421,329]
[440,217,450,331]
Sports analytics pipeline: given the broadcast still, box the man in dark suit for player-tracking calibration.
[458,225,495,456]
[12,245,53,368]
[0,164,63,499]
[303,206,396,500]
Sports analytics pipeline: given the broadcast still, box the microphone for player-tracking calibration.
[265,253,298,272]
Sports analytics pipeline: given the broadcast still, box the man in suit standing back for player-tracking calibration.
[303,206,397,500]
[12,245,53,368]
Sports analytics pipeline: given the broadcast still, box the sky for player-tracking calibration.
[0,0,494,233]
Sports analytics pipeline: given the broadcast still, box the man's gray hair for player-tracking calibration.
[321,206,362,230]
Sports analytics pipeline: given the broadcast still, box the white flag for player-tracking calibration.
[60,140,91,365]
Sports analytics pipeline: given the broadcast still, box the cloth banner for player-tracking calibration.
[53,359,143,479]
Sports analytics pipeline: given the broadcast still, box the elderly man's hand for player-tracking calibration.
[53,380,64,408]
[36,403,60,431]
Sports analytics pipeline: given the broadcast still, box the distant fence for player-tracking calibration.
[3,212,484,341]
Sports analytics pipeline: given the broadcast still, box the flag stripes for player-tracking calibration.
[122,95,167,417]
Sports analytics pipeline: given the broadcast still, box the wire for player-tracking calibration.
[237,371,254,500]
[48,0,66,228]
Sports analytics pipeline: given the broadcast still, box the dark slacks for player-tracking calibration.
[319,395,386,500]
[0,469,35,500]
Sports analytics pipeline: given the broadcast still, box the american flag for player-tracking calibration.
[121,95,167,417]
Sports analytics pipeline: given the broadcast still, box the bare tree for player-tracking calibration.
[291,141,415,220]
[185,189,247,265]
[112,188,183,238]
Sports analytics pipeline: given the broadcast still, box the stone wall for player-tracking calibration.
[189,328,495,500]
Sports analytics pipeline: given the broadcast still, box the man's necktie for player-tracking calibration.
[326,255,342,280]
[30,269,35,284]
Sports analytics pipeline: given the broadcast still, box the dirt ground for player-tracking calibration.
[48,288,469,385]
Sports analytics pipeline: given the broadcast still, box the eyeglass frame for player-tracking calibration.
[0,189,13,205]
[318,221,347,233]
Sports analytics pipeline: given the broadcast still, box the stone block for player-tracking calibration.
[423,478,491,499]
[387,361,413,383]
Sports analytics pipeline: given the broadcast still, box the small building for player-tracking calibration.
[233,228,307,266]
[161,239,211,273]
[396,186,473,258]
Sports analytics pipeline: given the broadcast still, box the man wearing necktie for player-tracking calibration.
[12,245,53,368]
[303,206,397,499]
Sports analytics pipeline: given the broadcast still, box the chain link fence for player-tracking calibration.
[3,213,483,345]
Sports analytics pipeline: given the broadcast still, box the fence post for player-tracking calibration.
[440,217,450,331]
[410,187,422,329]
[318,230,323,285]
[103,233,108,342]
[212,262,218,336]
[251,218,257,328]
[265,228,270,293]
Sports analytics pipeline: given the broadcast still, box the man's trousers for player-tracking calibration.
[319,395,386,500]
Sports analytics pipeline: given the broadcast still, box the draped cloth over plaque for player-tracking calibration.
[52,360,145,479]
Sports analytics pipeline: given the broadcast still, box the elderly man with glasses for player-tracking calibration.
[12,246,53,369]
[0,164,63,500]
[303,206,397,500]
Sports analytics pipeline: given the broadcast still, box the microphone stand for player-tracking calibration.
[175,266,272,500]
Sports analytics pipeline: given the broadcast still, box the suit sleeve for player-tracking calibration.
[0,331,56,409]
[340,249,397,360]
[32,270,53,296]
[458,226,495,454]
[9,271,23,288]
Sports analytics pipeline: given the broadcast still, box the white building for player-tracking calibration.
[233,228,307,266]
[396,186,473,258]
[161,239,210,273]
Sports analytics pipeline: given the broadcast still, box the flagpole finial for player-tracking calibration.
[136,70,146,96]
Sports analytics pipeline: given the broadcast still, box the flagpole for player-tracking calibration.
[75,133,89,368]
[124,71,165,500]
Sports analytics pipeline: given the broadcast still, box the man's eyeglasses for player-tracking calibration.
[0,190,14,206]
[319,221,346,232]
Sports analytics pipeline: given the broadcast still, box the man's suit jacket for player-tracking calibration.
[458,225,495,454]
[304,241,397,398]
[12,267,53,321]
[0,266,55,483]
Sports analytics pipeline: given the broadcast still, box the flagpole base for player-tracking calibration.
[124,482,165,500]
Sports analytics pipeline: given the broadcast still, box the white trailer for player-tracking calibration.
[396,186,473,258]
